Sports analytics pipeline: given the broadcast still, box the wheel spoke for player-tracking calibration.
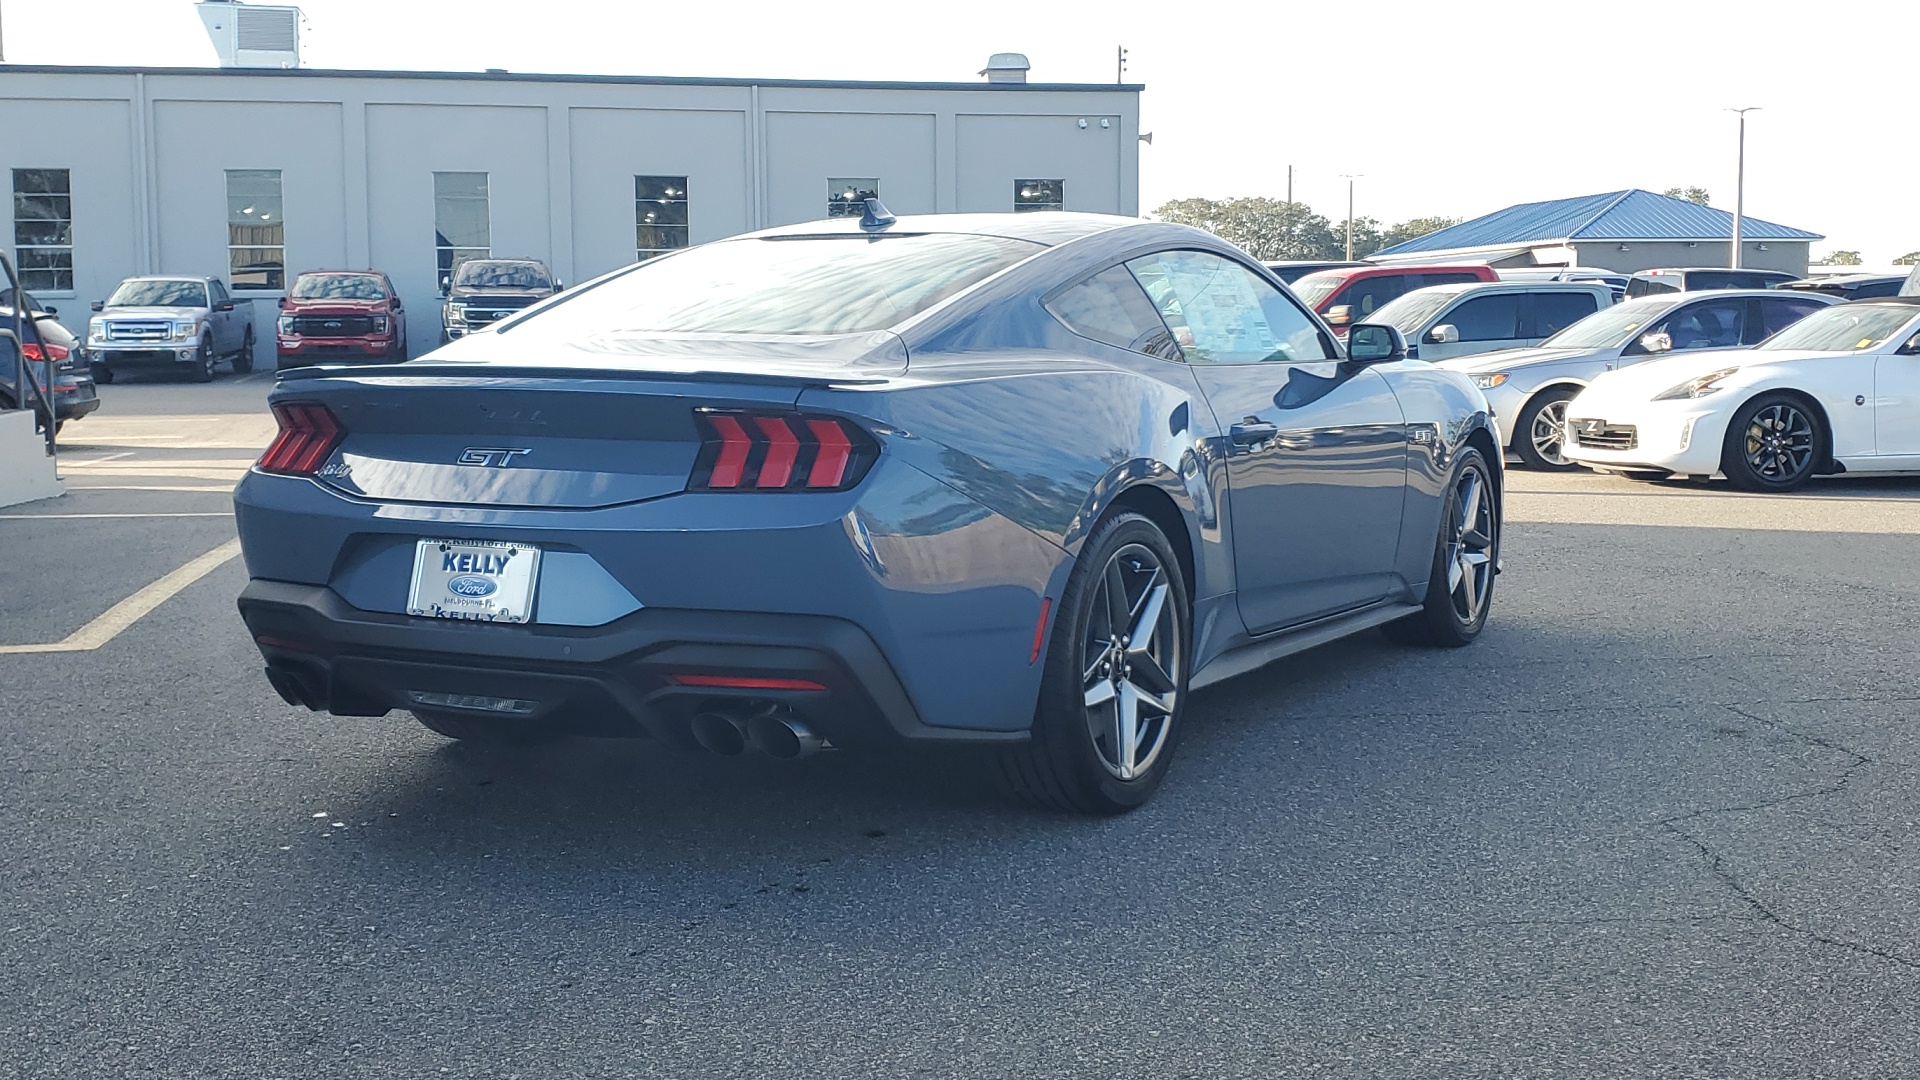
[1113,682,1140,780]
[1128,577,1168,647]
[1127,650,1177,696]
[1457,473,1482,534]
[1084,679,1116,708]
[1461,527,1492,551]
[1446,544,1465,592]
[1129,677,1177,717]
[1103,560,1131,639]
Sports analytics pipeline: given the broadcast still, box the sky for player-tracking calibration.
[5,0,1917,263]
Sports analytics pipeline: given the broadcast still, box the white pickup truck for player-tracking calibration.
[86,275,254,383]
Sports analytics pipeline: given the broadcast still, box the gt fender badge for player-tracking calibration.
[457,447,532,467]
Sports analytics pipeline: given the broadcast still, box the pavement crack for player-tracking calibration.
[1658,705,1917,971]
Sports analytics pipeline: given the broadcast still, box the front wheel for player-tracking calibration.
[1002,512,1190,814]
[1513,387,1580,471]
[1721,393,1821,492]
[1385,447,1499,647]
[189,336,216,382]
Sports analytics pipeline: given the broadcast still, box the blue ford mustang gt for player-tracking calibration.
[234,206,1502,813]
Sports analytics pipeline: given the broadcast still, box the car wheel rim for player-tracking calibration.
[1530,400,1570,465]
[1743,403,1813,481]
[1081,543,1181,782]
[1445,467,1495,624]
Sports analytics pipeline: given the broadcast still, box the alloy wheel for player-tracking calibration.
[1081,543,1181,781]
[1529,399,1570,466]
[1446,467,1496,624]
[1742,403,1813,482]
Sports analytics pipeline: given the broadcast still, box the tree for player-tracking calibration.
[1817,250,1863,266]
[1153,197,1343,260]
[1663,186,1711,206]
[1371,216,1462,254]
[1894,252,1920,266]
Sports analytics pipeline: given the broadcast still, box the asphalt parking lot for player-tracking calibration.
[4,373,1918,1078]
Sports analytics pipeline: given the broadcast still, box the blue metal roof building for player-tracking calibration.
[1371,189,1823,276]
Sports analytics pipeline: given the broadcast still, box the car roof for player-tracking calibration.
[1631,267,1794,276]
[123,275,208,281]
[1408,280,1612,299]
[745,211,1139,246]
[1784,273,1905,286]
[295,269,384,276]
[1300,263,1490,282]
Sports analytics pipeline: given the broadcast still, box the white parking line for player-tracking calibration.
[0,512,233,520]
[65,484,236,493]
[0,539,242,655]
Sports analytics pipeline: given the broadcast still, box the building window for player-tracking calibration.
[13,168,73,292]
[636,176,689,262]
[1015,179,1065,213]
[828,178,879,218]
[226,169,284,291]
[433,171,490,287]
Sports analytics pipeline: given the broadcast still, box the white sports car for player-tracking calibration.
[1561,298,1920,491]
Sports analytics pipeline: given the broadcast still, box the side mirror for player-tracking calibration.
[91,300,104,312]
[42,305,56,316]
[1638,331,1673,354]
[278,296,290,310]
[1428,324,1461,344]
[554,281,566,292]
[1346,323,1408,365]
[1325,304,1353,327]
[439,275,452,295]
[214,300,236,312]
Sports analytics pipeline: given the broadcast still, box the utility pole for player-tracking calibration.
[1,0,8,64]
[1116,45,1126,84]
[1287,165,1293,205]
[1341,174,1362,260]
[1727,107,1760,269]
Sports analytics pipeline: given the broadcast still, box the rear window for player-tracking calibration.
[519,233,1040,336]
[1290,272,1349,307]
[1626,276,1679,298]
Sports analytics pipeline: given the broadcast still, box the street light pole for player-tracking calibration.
[1727,107,1760,270]
[1340,174,1362,260]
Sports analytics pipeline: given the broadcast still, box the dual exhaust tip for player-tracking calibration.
[689,703,825,759]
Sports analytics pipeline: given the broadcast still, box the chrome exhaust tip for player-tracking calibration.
[689,708,749,756]
[745,712,824,760]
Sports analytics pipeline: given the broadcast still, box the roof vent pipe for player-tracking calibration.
[979,53,1031,84]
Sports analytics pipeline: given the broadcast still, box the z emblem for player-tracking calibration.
[457,447,533,468]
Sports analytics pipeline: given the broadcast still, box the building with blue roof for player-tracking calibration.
[1370,189,1822,276]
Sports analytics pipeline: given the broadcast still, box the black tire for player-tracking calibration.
[395,333,410,362]
[1512,386,1581,471]
[91,362,114,385]
[1384,447,1499,647]
[1721,392,1822,493]
[231,327,255,374]
[189,336,216,382]
[1002,512,1190,815]
[412,709,564,745]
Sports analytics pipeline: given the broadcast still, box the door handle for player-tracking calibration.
[1229,420,1278,447]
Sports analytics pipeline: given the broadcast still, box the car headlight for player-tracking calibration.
[170,320,198,341]
[88,319,108,342]
[1652,366,1740,401]
[1469,373,1508,389]
[445,302,466,320]
[277,316,295,335]
[372,315,390,334]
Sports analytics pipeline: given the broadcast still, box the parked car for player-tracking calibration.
[1623,267,1797,298]
[87,275,253,382]
[1265,260,1368,284]
[277,270,409,366]
[1562,298,1920,490]
[235,208,1503,814]
[1776,273,1906,301]
[0,281,100,429]
[1367,281,1614,364]
[1289,264,1499,336]
[1902,264,1920,296]
[440,258,558,343]
[1496,266,1630,301]
[1432,290,1838,469]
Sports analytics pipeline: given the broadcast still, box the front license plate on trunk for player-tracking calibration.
[407,539,541,623]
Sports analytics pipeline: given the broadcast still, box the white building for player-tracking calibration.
[0,63,1141,362]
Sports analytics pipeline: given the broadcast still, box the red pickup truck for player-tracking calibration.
[277,270,409,364]
[1290,264,1498,337]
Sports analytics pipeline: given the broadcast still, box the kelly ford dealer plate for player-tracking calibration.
[407,539,541,623]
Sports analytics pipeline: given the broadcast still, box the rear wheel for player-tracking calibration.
[189,336,215,382]
[1002,512,1189,815]
[1513,387,1579,470]
[1721,393,1821,492]
[231,327,255,373]
[1385,447,1498,647]
[412,709,564,745]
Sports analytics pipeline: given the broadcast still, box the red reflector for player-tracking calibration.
[1030,597,1052,664]
[667,674,828,692]
[753,416,801,488]
[806,418,855,488]
[254,634,315,653]
[259,402,345,476]
[706,413,752,488]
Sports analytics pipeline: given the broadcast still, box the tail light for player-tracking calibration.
[690,409,877,492]
[21,343,69,362]
[259,401,345,476]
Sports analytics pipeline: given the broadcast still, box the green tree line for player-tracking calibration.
[1153,197,1459,261]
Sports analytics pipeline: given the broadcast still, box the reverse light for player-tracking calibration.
[690,410,876,492]
[1653,366,1740,401]
[1469,372,1509,390]
[258,401,345,476]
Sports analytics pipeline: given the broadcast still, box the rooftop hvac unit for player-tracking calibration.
[197,0,302,69]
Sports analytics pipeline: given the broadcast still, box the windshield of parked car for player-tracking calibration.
[1755,303,1920,352]
[1290,271,1350,307]
[455,262,552,289]
[521,233,1041,336]
[0,288,51,315]
[1538,297,1683,349]
[106,279,209,308]
[291,274,386,300]
[1367,288,1461,336]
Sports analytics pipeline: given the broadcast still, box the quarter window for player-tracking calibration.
[12,168,73,292]
[226,169,284,291]
[1126,250,1333,365]
[635,175,689,262]
[1014,179,1065,213]
[1045,265,1180,360]
[1757,297,1829,340]
[1441,294,1522,342]
[827,178,879,218]
[433,171,491,287]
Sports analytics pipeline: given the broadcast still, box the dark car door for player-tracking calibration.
[1125,249,1409,634]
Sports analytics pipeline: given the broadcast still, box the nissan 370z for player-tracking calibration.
[233,207,1504,814]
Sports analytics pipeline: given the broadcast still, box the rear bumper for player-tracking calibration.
[238,579,1028,749]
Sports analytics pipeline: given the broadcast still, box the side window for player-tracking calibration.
[1440,294,1522,341]
[1125,250,1334,365]
[1687,271,1739,291]
[1045,265,1181,360]
[1339,274,1408,318]
[1524,292,1600,338]
[1659,299,1745,349]
[1420,272,1482,288]
[1755,297,1828,340]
